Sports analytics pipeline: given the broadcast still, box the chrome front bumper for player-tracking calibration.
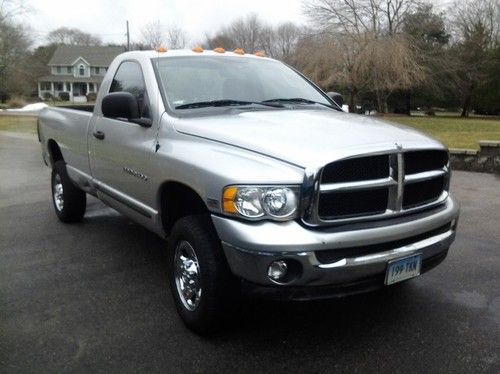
[212,195,460,287]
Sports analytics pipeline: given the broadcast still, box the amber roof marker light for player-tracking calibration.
[155,46,168,53]
[255,51,266,57]
[214,47,225,53]
[192,46,204,53]
[233,48,245,55]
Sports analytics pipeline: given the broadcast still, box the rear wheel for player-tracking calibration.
[51,160,86,223]
[168,215,240,334]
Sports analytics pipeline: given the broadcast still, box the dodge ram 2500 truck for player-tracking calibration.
[38,49,460,333]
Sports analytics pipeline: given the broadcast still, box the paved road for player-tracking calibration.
[1,131,499,373]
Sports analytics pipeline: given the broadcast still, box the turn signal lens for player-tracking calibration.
[222,186,238,214]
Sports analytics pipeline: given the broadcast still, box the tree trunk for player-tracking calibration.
[461,83,474,118]
[375,89,383,113]
[383,97,389,114]
[404,91,411,115]
[348,86,357,113]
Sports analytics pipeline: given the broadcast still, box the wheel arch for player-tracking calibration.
[47,139,64,166]
[159,181,210,235]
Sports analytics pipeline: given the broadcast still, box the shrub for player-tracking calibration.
[43,92,53,101]
[59,92,70,101]
[425,107,436,116]
[6,96,26,109]
[29,92,42,102]
[86,92,97,102]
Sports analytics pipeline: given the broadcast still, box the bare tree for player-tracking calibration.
[358,34,427,112]
[0,0,31,100]
[47,27,102,46]
[204,32,237,50]
[303,0,420,37]
[141,21,189,49]
[450,0,499,48]
[205,14,271,53]
[228,14,266,52]
[268,22,303,62]
[141,20,165,49]
[0,0,29,22]
[303,0,425,112]
[166,24,189,49]
[294,31,374,112]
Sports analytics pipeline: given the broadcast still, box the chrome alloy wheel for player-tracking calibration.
[53,174,64,211]
[174,240,202,311]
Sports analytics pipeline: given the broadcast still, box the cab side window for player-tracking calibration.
[109,61,151,119]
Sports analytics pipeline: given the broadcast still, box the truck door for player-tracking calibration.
[89,60,157,215]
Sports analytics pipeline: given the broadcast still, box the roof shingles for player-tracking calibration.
[48,45,125,66]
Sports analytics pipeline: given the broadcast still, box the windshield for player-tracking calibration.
[154,56,333,111]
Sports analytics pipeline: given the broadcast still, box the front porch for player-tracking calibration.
[37,76,101,102]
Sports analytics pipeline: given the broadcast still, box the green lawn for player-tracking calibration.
[0,115,37,134]
[386,116,500,149]
[1,113,500,150]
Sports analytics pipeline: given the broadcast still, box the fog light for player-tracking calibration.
[268,260,288,281]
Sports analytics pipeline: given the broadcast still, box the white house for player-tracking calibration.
[37,45,125,102]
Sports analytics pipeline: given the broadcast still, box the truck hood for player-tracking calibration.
[173,109,444,168]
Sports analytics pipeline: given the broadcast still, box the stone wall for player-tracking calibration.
[449,141,500,173]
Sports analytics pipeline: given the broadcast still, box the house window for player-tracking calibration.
[55,82,63,91]
[89,83,94,92]
[66,83,71,91]
[79,65,85,76]
[67,67,72,74]
[95,67,100,74]
[41,82,51,90]
[56,66,61,73]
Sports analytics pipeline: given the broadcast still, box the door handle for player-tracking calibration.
[93,131,105,140]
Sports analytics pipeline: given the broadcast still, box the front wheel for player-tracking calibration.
[51,160,86,223]
[168,215,240,334]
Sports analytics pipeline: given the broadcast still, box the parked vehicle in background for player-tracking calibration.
[38,49,460,333]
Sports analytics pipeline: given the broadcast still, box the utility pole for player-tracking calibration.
[126,20,130,51]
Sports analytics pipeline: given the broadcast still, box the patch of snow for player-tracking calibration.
[5,103,49,112]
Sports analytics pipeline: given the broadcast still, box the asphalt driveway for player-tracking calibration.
[1,131,499,373]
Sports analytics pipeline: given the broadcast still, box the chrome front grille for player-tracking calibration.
[302,149,449,226]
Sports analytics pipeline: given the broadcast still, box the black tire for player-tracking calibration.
[51,160,86,223]
[167,215,240,334]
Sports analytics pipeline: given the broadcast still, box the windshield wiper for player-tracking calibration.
[175,99,283,110]
[262,98,336,109]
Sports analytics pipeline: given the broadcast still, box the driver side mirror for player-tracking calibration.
[102,92,152,127]
[327,92,343,108]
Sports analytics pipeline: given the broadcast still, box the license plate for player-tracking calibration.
[385,254,422,285]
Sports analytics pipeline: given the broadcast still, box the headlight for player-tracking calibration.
[222,186,300,221]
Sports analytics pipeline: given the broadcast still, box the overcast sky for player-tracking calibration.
[22,0,306,47]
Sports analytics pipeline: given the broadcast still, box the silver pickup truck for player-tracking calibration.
[38,49,460,333]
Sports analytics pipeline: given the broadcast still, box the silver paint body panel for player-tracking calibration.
[38,50,460,288]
